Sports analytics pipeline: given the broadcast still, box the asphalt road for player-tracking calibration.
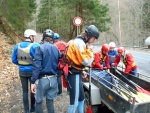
[94,46,150,77]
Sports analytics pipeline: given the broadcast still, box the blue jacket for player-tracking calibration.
[31,42,60,83]
[108,49,118,57]
[11,41,40,72]
[108,49,118,64]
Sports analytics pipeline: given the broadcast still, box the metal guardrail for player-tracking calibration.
[93,44,149,50]
[122,45,149,50]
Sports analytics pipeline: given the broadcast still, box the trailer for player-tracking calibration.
[83,68,150,113]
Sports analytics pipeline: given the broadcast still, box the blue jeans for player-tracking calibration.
[19,71,35,112]
[35,76,57,113]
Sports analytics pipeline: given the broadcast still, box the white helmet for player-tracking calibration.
[109,42,116,48]
[24,29,37,38]
[145,36,150,45]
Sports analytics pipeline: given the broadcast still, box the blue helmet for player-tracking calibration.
[54,33,60,39]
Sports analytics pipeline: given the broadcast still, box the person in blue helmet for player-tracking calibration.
[31,29,60,113]
[11,29,40,113]
[53,33,60,43]
[53,33,67,96]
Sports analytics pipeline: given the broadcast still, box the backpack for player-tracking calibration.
[55,41,69,70]
[55,41,69,88]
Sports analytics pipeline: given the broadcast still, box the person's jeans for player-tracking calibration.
[19,71,35,112]
[35,76,57,113]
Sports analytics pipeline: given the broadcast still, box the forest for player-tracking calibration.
[0,0,150,46]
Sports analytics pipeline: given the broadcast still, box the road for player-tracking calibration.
[94,46,150,77]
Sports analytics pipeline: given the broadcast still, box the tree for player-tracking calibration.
[37,0,110,41]
[0,0,36,34]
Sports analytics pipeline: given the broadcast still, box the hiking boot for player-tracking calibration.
[57,93,63,96]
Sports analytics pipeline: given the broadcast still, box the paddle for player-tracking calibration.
[105,71,147,103]
[106,70,137,94]
[115,69,150,96]
[91,71,133,98]
[86,67,92,113]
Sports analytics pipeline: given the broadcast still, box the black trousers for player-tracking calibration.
[19,71,35,112]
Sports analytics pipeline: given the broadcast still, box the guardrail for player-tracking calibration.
[122,45,149,50]
[93,44,149,50]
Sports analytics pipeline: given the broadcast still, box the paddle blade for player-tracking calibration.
[86,105,92,113]
[136,86,150,96]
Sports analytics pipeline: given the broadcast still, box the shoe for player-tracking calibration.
[30,106,35,112]
[57,93,63,96]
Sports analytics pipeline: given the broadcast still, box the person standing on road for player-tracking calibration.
[12,29,39,113]
[112,47,138,77]
[31,29,60,113]
[66,25,99,113]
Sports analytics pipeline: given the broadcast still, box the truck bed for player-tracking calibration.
[84,69,150,113]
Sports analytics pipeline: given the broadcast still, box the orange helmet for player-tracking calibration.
[118,47,125,54]
[101,44,110,52]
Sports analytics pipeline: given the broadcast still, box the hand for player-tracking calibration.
[111,63,115,66]
[31,84,36,94]
[82,71,87,78]
[103,67,107,70]
[87,44,94,50]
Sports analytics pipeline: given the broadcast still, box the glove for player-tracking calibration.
[82,67,89,72]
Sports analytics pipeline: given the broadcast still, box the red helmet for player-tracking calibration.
[101,44,110,52]
[118,47,125,54]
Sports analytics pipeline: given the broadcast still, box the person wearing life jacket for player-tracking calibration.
[112,47,138,77]
[11,29,40,113]
[53,33,67,96]
[66,25,99,113]
[108,42,118,65]
[31,29,60,113]
[92,44,110,70]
